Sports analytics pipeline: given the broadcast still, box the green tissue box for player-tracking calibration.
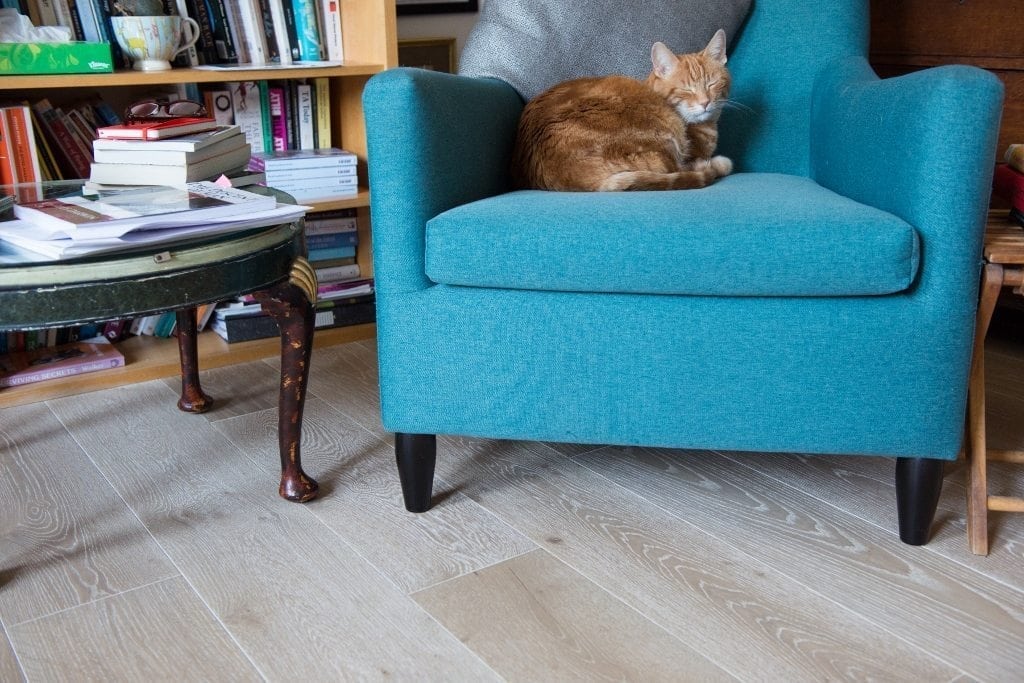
[0,42,114,75]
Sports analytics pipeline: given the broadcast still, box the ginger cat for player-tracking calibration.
[511,30,733,191]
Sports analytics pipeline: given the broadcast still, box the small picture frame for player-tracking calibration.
[398,38,457,74]
[396,0,478,16]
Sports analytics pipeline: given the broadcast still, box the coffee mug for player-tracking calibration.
[111,15,200,72]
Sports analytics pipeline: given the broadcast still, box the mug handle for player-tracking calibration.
[174,17,201,58]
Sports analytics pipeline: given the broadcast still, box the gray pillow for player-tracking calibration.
[458,0,752,101]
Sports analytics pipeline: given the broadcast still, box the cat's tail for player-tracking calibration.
[600,156,732,191]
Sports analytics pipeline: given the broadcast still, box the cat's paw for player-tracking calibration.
[709,155,733,177]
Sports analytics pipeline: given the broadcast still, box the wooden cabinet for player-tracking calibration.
[0,0,397,408]
[869,0,1023,157]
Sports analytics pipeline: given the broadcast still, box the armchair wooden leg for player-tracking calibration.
[396,433,436,512]
[895,457,945,545]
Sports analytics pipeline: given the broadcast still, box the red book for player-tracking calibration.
[2,105,42,183]
[993,163,1024,213]
[97,117,220,141]
[0,338,124,388]
[0,112,14,185]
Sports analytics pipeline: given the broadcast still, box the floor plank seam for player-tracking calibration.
[565,449,973,680]
[712,449,1024,599]
[45,389,273,681]
[407,547,539,598]
[0,618,28,681]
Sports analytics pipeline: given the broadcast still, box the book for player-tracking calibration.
[97,117,221,141]
[313,77,331,148]
[262,164,356,182]
[307,244,355,261]
[89,143,252,186]
[231,81,268,154]
[2,106,42,183]
[92,132,248,166]
[0,112,14,185]
[210,294,374,342]
[314,262,360,283]
[267,0,293,65]
[12,182,278,234]
[318,0,344,62]
[304,212,356,236]
[92,125,242,153]
[0,336,124,388]
[294,82,315,149]
[291,0,323,62]
[32,99,93,179]
[236,0,269,65]
[248,147,356,171]
[306,230,357,249]
[268,86,288,151]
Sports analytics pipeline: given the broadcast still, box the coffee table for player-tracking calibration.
[0,182,320,502]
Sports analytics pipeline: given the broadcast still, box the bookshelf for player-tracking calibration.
[0,0,398,408]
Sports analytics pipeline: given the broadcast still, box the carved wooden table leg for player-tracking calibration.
[252,258,319,502]
[175,307,213,413]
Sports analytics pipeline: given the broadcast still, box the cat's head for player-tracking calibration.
[648,29,731,124]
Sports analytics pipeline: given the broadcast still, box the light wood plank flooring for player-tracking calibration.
[1,336,1022,681]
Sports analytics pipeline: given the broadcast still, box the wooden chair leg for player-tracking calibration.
[967,264,1004,555]
[175,307,213,413]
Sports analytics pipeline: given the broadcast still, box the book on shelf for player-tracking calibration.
[89,143,252,187]
[262,164,356,182]
[291,0,324,61]
[210,294,375,343]
[307,244,355,261]
[97,117,221,141]
[306,230,357,249]
[303,207,357,234]
[2,106,43,185]
[0,336,124,388]
[248,147,357,171]
[315,262,361,283]
[319,0,344,61]
[294,81,316,150]
[313,77,331,148]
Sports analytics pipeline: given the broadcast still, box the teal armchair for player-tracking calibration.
[363,0,1004,544]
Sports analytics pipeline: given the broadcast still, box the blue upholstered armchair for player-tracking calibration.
[363,0,1004,544]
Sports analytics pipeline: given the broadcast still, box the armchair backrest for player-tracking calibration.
[721,0,868,175]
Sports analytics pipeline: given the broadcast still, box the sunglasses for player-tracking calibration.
[125,99,208,122]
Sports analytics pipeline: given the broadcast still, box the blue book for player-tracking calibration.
[306,231,357,250]
[308,244,356,262]
[291,0,323,61]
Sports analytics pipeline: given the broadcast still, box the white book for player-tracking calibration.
[224,2,250,64]
[232,82,267,154]
[93,135,248,166]
[268,0,293,65]
[92,126,243,153]
[174,0,201,66]
[295,83,316,149]
[318,0,344,61]
[237,0,269,65]
[89,144,253,187]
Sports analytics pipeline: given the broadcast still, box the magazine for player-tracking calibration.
[0,337,125,388]
[11,182,278,238]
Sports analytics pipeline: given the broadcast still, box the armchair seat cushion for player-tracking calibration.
[425,173,920,297]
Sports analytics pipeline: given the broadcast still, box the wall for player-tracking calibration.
[396,2,483,70]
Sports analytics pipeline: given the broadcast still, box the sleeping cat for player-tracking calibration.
[511,30,733,191]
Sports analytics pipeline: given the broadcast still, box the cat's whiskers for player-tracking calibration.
[720,98,755,115]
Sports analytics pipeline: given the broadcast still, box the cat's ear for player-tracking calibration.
[703,28,728,64]
[651,42,677,78]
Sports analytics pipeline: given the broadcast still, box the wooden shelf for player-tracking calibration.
[0,323,376,409]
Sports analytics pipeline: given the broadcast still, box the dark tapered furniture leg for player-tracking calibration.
[895,457,945,545]
[396,433,436,512]
[252,263,319,502]
[175,307,213,413]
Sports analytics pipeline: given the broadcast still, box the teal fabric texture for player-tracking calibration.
[426,174,919,296]
[363,0,1004,462]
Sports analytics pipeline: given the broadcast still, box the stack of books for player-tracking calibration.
[89,123,253,189]
[994,144,1024,227]
[248,148,357,202]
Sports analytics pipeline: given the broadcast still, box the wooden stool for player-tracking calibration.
[966,216,1024,555]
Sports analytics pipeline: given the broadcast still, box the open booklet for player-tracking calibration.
[10,182,282,239]
[0,203,308,259]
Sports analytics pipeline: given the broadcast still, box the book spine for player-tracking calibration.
[291,0,322,62]
[249,155,356,172]
[307,244,356,261]
[265,164,356,181]
[223,0,250,64]
[98,0,131,68]
[184,0,217,64]
[313,299,375,330]
[314,262,360,282]
[0,111,14,185]
[268,86,288,151]
[318,0,343,61]
[4,107,42,183]
[0,354,124,388]
[232,82,267,154]
[36,0,60,25]
[280,0,301,61]
[173,0,201,66]
[267,0,293,64]
[306,231,357,249]
[73,0,103,43]
[257,81,273,153]
[313,76,331,149]
[295,82,315,149]
[304,217,356,235]
[205,0,239,62]
[236,0,268,65]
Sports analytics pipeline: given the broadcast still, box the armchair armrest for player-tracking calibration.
[363,68,524,293]
[810,57,1003,299]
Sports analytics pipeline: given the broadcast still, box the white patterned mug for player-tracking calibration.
[111,15,200,72]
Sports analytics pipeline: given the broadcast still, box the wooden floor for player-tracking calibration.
[1,337,1022,681]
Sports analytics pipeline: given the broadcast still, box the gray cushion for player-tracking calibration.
[458,0,753,101]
